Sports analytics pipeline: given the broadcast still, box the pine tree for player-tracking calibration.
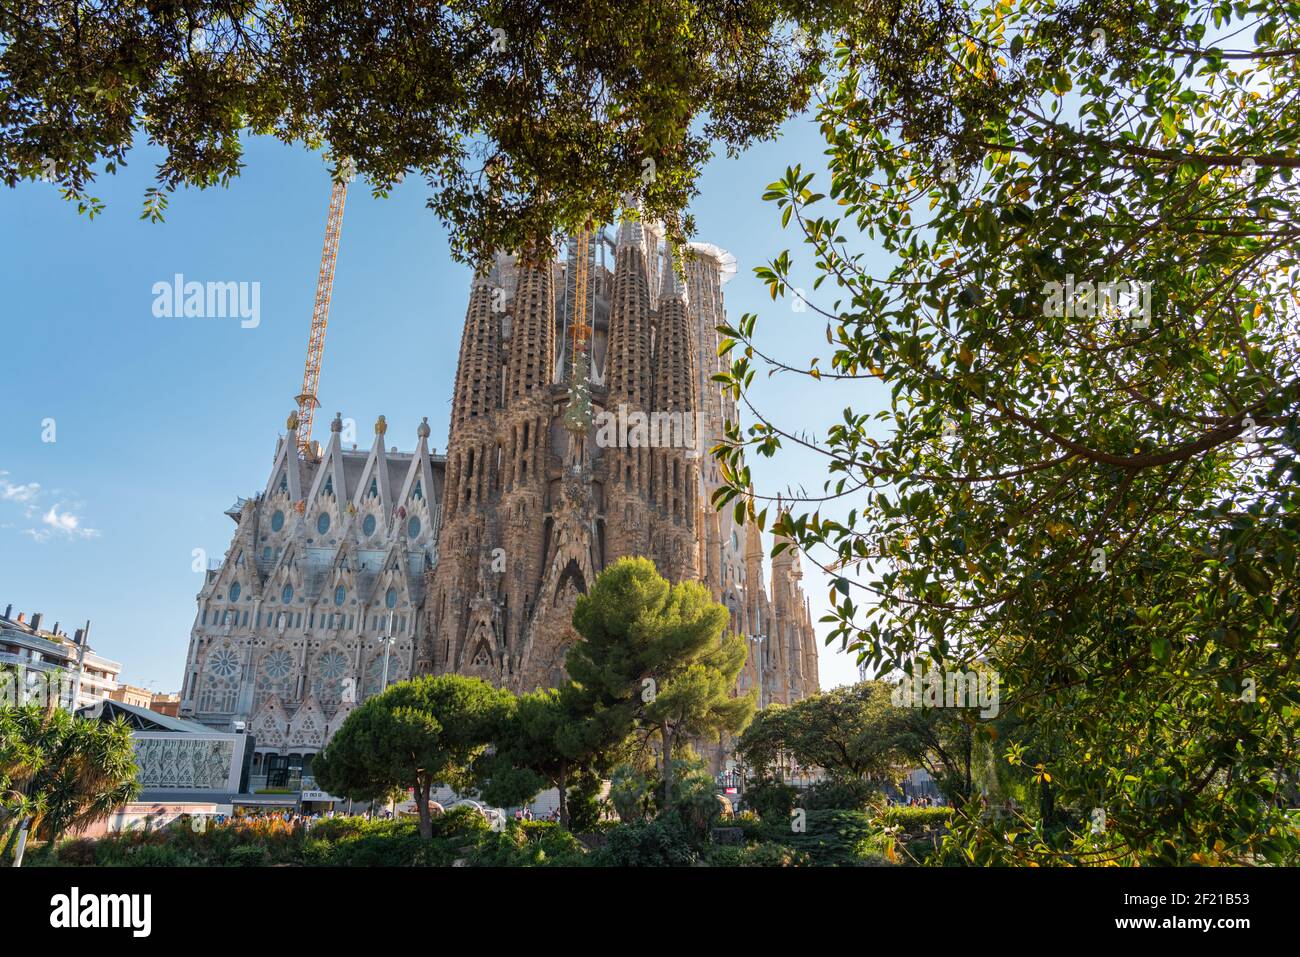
[566,557,755,807]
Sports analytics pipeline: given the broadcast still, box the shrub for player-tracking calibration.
[803,779,881,812]
[565,769,606,833]
[115,843,199,867]
[589,817,699,867]
[431,805,492,841]
[731,811,766,842]
[743,778,798,823]
[703,841,811,867]
[609,764,659,823]
[744,842,812,867]
[227,844,271,867]
[883,806,952,830]
[49,838,98,866]
[466,821,587,867]
[765,809,887,867]
[662,767,725,844]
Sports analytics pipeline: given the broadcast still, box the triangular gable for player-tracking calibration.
[367,544,415,609]
[263,429,304,503]
[249,696,288,749]
[394,431,437,544]
[286,694,327,749]
[350,431,394,524]
[304,426,350,520]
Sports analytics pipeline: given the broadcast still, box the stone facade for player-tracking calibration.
[178,412,441,776]
[419,223,820,709]
[178,222,819,773]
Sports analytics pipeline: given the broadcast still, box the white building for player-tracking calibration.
[0,604,121,709]
[178,411,442,787]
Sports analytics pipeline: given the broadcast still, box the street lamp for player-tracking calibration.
[377,612,396,689]
[748,633,766,712]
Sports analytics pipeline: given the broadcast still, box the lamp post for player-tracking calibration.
[69,619,90,713]
[378,612,396,689]
[748,633,766,712]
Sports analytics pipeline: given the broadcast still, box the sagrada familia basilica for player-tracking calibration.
[178,218,819,777]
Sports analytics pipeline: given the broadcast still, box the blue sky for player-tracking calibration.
[0,113,884,693]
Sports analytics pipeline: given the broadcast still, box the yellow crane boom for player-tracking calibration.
[295,175,349,457]
[570,227,592,371]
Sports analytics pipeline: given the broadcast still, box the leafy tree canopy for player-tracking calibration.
[715,0,1300,863]
[0,0,830,259]
[1,702,139,865]
[568,557,755,803]
[314,673,513,837]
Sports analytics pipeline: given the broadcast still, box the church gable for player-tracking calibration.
[286,695,327,750]
[249,696,288,749]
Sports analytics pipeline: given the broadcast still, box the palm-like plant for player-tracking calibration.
[1,701,140,865]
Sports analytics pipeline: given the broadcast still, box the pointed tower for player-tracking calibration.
[602,213,655,563]
[420,258,514,679]
[647,243,702,582]
[421,242,566,690]
[768,501,803,704]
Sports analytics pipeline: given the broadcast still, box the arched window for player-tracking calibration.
[385,587,398,609]
[282,584,294,604]
[229,581,241,602]
[334,585,346,606]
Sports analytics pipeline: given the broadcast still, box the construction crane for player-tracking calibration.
[295,158,354,458]
[569,227,592,373]
[562,227,594,437]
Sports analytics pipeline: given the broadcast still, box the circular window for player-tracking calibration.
[317,512,331,535]
[263,649,293,679]
[209,648,240,678]
[407,516,421,538]
[281,584,294,604]
[362,514,377,536]
[229,581,241,602]
[318,649,348,679]
[334,585,346,606]
[386,587,398,609]
[271,510,285,532]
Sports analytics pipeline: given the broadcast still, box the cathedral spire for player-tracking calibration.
[652,244,698,419]
[450,262,504,429]
[606,209,654,411]
[505,245,556,406]
[659,241,690,305]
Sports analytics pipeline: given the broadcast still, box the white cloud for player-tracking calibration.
[1,472,98,543]
[29,505,99,541]
[0,478,41,503]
